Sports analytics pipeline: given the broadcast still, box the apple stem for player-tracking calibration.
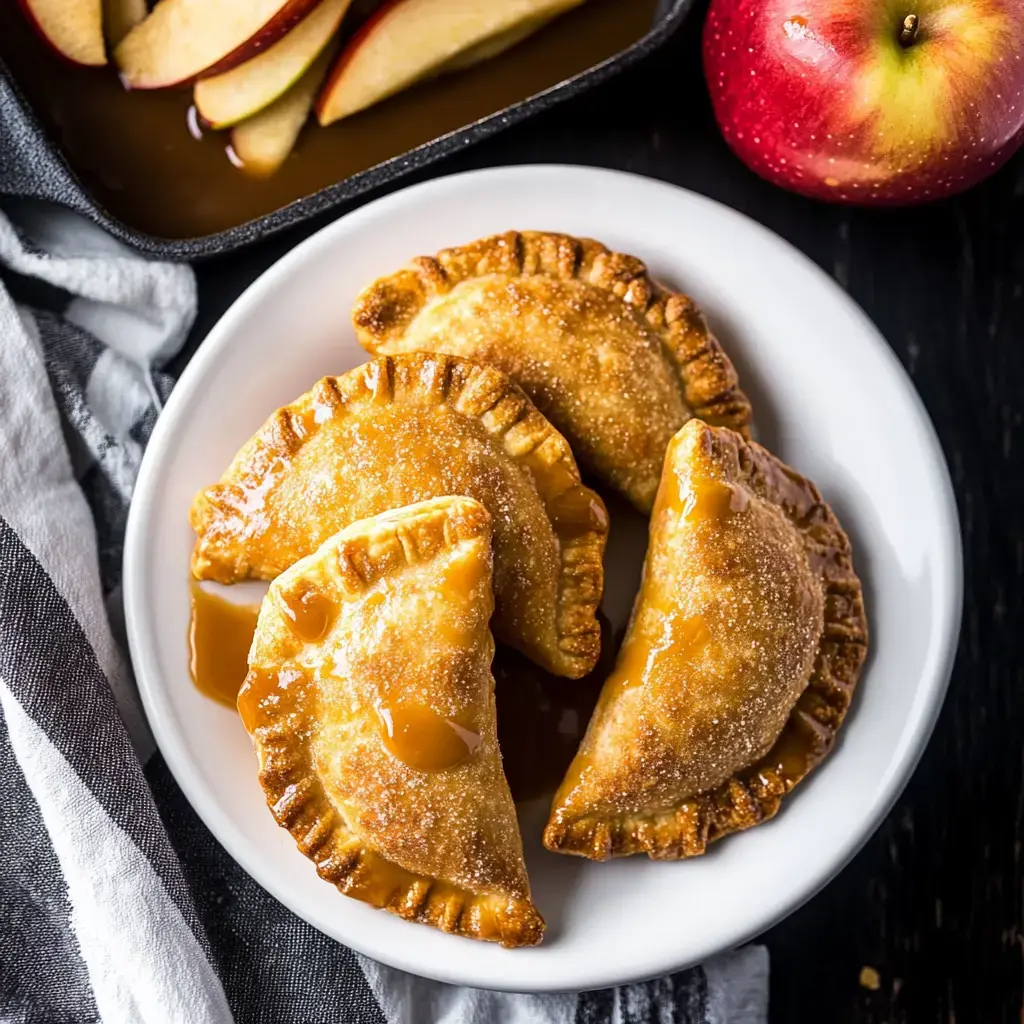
[899,13,919,47]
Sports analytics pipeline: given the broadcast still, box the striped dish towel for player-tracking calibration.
[0,201,769,1024]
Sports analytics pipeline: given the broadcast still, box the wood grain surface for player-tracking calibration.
[181,7,1023,1020]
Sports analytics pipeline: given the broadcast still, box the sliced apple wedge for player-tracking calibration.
[316,0,584,126]
[195,0,352,130]
[228,45,333,178]
[103,0,147,49]
[115,0,322,90]
[19,0,106,67]
[439,14,556,73]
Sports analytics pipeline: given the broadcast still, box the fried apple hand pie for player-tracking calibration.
[353,231,752,511]
[544,420,867,860]
[240,496,544,947]
[191,353,607,678]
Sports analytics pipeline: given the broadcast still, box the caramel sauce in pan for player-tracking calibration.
[188,583,261,709]
[376,701,481,773]
[0,0,658,239]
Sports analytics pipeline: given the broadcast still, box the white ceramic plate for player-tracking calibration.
[124,165,961,993]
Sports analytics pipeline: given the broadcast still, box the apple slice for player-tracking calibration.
[194,0,352,129]
[440,13,561,72]
[115,0,322,90]
[19,0,106,66]
[228,45,333,178]
[316,0,584,126]
[103,0,147,48]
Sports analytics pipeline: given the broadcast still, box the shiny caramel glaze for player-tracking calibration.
[0,1,657,239]
[188,583,261,708]
[377,702,481,774]
[544,420,868,861]
[190,354,607,679]
[239,497,544,947]
[354,231,752,512]
[614,613,712,693]
[683,478,750,521]
[279,581,335,642]
[238,665,305,735]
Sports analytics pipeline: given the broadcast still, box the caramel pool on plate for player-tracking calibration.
[187,583,260,709]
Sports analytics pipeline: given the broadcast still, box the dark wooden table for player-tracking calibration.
[182,8,1024,1021]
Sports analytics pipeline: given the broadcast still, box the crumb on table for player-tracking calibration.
[859,966,881,991]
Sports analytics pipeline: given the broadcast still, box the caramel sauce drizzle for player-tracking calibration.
[614,613,712,692]
[605,476,751,693]
[279,583,335,643]
[376,701,481,773]
[682,479,750,521]
[190,575,482,775]
[237,666,307,735]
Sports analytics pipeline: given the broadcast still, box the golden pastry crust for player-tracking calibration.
[240,496,544,947]
[190,353,607,678]
[544,420,868,860]
[352,230,752,512]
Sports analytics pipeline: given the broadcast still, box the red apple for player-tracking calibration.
[316,0,583,127]
[19,0,106,67]
[115,0,322,90]
[704,0,1024,204]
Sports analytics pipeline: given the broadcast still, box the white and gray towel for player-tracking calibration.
[0,201,769,1024]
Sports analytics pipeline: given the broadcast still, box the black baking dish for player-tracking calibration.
[0,0,691,260]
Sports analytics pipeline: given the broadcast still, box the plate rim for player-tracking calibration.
[124,164,963,993]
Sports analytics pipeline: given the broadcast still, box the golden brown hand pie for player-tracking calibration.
[352,230,752,512]
[544,420,868,860]
[190,353,607,678]
[239,496,544,947]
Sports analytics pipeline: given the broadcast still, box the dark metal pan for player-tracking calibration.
[0,0,691,259]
